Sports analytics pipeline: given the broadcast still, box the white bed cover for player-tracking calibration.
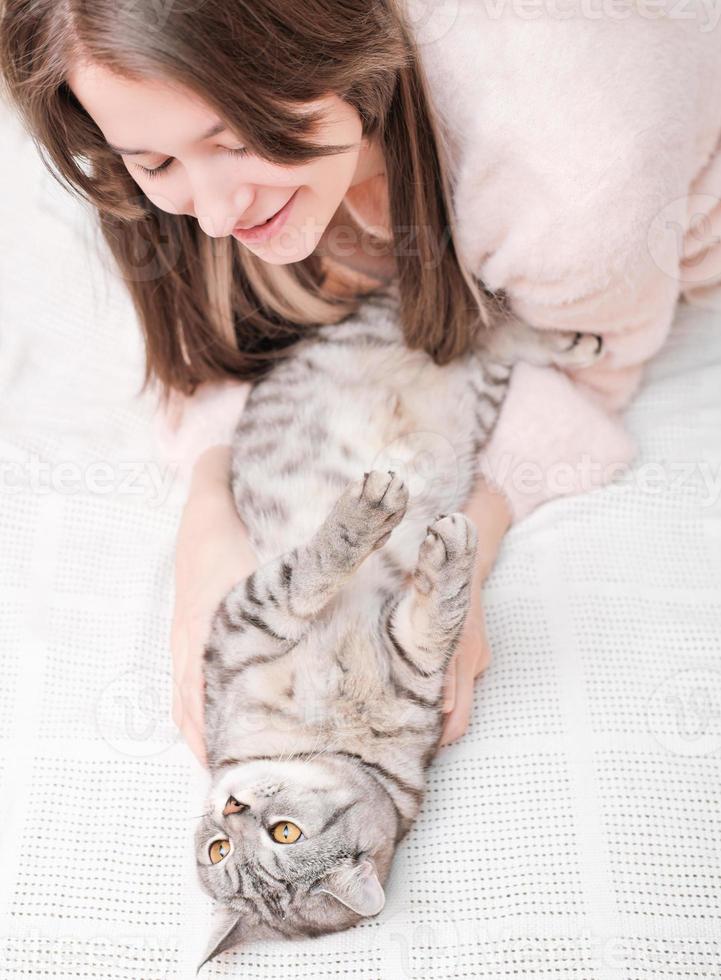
[0,103,719,980]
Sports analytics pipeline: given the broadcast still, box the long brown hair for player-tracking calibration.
[0,0,493,403]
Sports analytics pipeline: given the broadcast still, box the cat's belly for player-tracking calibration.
[209,595,437,758]
[243,360,480,567]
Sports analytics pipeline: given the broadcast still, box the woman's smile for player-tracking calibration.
[231,188,299,243]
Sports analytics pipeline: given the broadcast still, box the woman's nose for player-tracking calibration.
[192,177,256,239]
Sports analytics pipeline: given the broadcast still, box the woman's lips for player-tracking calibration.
[231,190,298,244]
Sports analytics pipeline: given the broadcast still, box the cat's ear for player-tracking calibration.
[196,906,248,974]
[311,857,385,917]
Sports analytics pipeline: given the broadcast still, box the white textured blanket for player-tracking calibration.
[0,102,720,979]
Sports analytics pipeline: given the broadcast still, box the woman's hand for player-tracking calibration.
[439,583,492,746]
[439,476,513,747]
[170,445,258,767]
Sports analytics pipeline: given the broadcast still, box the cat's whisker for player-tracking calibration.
[300,728,331,765]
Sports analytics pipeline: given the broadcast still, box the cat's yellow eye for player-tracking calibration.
[208,839,231,864]
[270,821,302,844]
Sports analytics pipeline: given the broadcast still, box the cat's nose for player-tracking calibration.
[222,795,249,816]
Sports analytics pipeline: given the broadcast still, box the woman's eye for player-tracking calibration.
[135,146,249,180]
[136,158,173,179]
[269,821,303,844]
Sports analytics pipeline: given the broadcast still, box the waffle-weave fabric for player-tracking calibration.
[1,102,720,980]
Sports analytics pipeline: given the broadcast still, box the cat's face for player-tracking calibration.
[194,758,397,970]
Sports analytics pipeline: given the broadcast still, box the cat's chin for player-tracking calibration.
[197,862,386,973]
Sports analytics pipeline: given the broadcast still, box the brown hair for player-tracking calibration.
[0,0,494,403]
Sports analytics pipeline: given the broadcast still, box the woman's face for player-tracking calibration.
[66,61,371,264]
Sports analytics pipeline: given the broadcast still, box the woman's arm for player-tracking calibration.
[478,360,638,524]
[170,444,257,767]
[439,474,512,747]
[153,380,251,481]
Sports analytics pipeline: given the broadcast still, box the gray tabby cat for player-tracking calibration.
[194,285,602,971]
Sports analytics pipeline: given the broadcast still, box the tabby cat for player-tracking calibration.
[194,285,602,971]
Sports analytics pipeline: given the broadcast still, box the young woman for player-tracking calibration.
[2,2,718,762]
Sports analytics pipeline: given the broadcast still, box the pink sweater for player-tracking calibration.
[413,5,721,520]
[155,8,721,522]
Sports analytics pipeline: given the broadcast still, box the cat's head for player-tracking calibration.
[194,755,400,972]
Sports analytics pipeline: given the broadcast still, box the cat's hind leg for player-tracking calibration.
[484,315,604,369]
[206,470,409,666]
[381,513,478,680]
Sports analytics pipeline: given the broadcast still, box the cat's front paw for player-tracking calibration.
[414,513,477,596]
[334,469,409,553]
[545,330,604,368]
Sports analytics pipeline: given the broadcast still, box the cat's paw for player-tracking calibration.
[414,513,477,595]
[360,469,409,517]
[544,330,604,368]
[334,469,409,552]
